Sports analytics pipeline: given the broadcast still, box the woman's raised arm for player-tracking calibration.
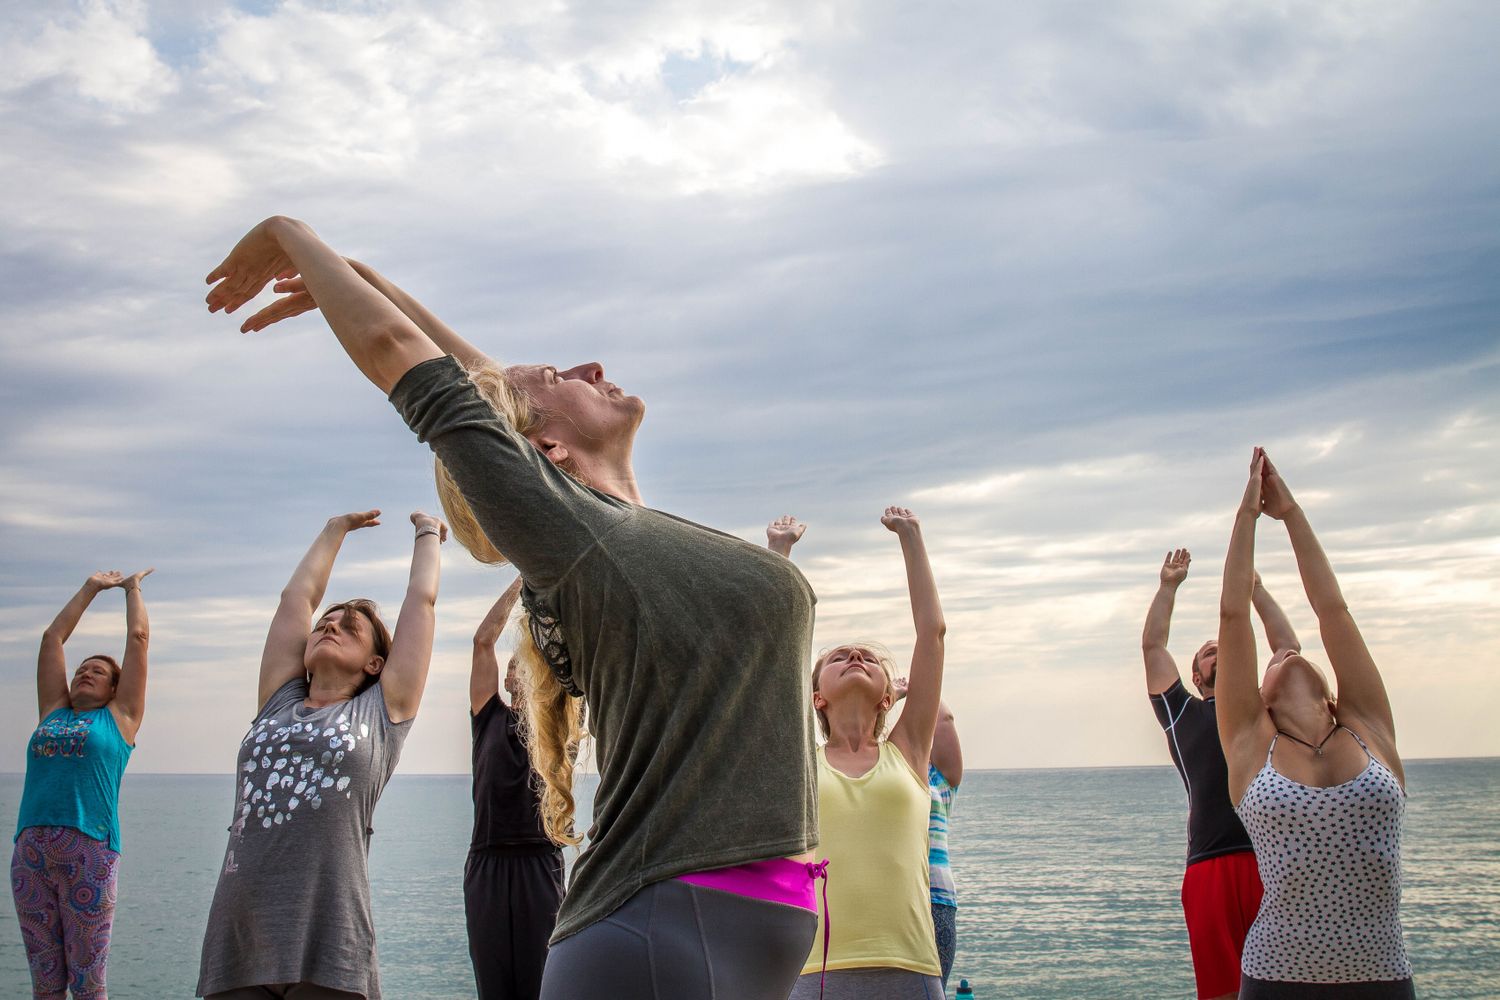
[885,506,947,778]
[1262,454,1398,748]
[260,512,381,712]
[240,258,493,372]
[37,572,118,718]
[1217,450,1273,800]
[207,217,443,393]
[213,219,625,594]
[380,512,447,724]
[471,576,524,716]
[111,568,154,742]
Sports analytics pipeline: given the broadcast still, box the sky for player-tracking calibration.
[0,0,1496,775]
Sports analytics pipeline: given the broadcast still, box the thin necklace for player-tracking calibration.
[1276,722,1340,757]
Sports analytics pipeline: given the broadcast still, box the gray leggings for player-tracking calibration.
[789,967,946,1000]
[540,879,816,1000]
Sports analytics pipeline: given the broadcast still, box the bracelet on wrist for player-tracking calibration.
[415,525,441,541]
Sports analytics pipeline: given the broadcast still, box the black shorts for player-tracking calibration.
[1238,974,1416,999]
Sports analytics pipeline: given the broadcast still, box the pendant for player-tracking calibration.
[1316,747,1324,757]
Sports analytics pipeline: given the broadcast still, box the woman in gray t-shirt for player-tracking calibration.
[197,510,447,1000]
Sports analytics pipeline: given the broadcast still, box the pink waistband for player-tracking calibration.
[675,857,817,911]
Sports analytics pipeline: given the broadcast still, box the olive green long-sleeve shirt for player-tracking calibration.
[392,355,819,941]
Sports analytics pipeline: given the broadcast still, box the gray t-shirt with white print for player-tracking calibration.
[197,678,412,999]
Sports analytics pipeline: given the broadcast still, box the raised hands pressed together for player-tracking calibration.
[38,566,155,735]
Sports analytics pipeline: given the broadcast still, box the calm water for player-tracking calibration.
[2,759,1497,999]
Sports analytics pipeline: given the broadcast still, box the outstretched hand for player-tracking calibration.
[240,275,319,334]
[881,505,920,534]
[411,511,449,542]
[120,568,155,592]
[330,509,382,533]
[766,515,806,553]
[1160,548,1191,586]
[87,570,124,591]
[1258,452,1298,520]
[206,217,303,319]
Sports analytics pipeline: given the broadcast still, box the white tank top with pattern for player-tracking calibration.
[1235,725,1412,984]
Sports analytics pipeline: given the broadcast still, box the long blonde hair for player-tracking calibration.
[811,641,898,741]
[435,360,587,846]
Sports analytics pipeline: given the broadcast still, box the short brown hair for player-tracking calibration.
[317,599,392,692]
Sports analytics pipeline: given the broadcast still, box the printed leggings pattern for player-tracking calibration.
[932,902,957,987]
[10,826,120,1000]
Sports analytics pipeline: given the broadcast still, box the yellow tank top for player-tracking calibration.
[802,741,942,976]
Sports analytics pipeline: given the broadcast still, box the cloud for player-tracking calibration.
[0,1,177,114]
[0,0,1496,773]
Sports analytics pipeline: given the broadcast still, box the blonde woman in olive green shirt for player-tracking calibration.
[208,217,820,999]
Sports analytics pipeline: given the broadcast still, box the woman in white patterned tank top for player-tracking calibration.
[1215,449,1414,1000]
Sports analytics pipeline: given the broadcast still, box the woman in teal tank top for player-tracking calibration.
[12,567,154,1000]
[776,507,949,1000]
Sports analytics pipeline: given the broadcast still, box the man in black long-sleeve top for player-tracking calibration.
[1142,549,1300,1000]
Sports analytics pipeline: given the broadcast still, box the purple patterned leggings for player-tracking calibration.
[10,826,120,1000]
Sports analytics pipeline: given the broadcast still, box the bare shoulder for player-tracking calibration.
[1339,712,1405,789]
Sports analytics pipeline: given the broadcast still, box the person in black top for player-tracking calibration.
[1141,548,1299,1000]
[467,577,565,1000]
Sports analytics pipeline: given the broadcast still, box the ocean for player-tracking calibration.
[1,759,1496,999]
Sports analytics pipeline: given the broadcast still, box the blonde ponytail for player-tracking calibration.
[515,615,587,845]
[434,358,587,846]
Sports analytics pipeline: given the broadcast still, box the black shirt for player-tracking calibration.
[1150,680,1254,866]
[470,695,553,851]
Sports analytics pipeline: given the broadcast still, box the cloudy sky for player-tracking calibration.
[1,0,1496,775]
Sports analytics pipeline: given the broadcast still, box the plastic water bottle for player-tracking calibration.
[956,980,974,999]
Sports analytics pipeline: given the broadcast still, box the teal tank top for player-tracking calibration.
[15,706,133,853]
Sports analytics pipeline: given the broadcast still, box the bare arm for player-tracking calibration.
[930,700,964,788]
[1251,572,1301,655]
[471,576,524,715]
[1218,451,1273,799]
[347,261,491,370]
[207,217,444,394]
[766,515,806,559]
[260,512,381,712]
[893,680,964,787]
[111,568,154,742]
[1262,455,1397,748]
[885,507,947,777]
[382,513,447,724]
[1142,549,1190,696]
[240,259,494,371]
[37,573,116,718]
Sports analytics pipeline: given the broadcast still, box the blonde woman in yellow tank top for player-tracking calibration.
[772,506,948,1000]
